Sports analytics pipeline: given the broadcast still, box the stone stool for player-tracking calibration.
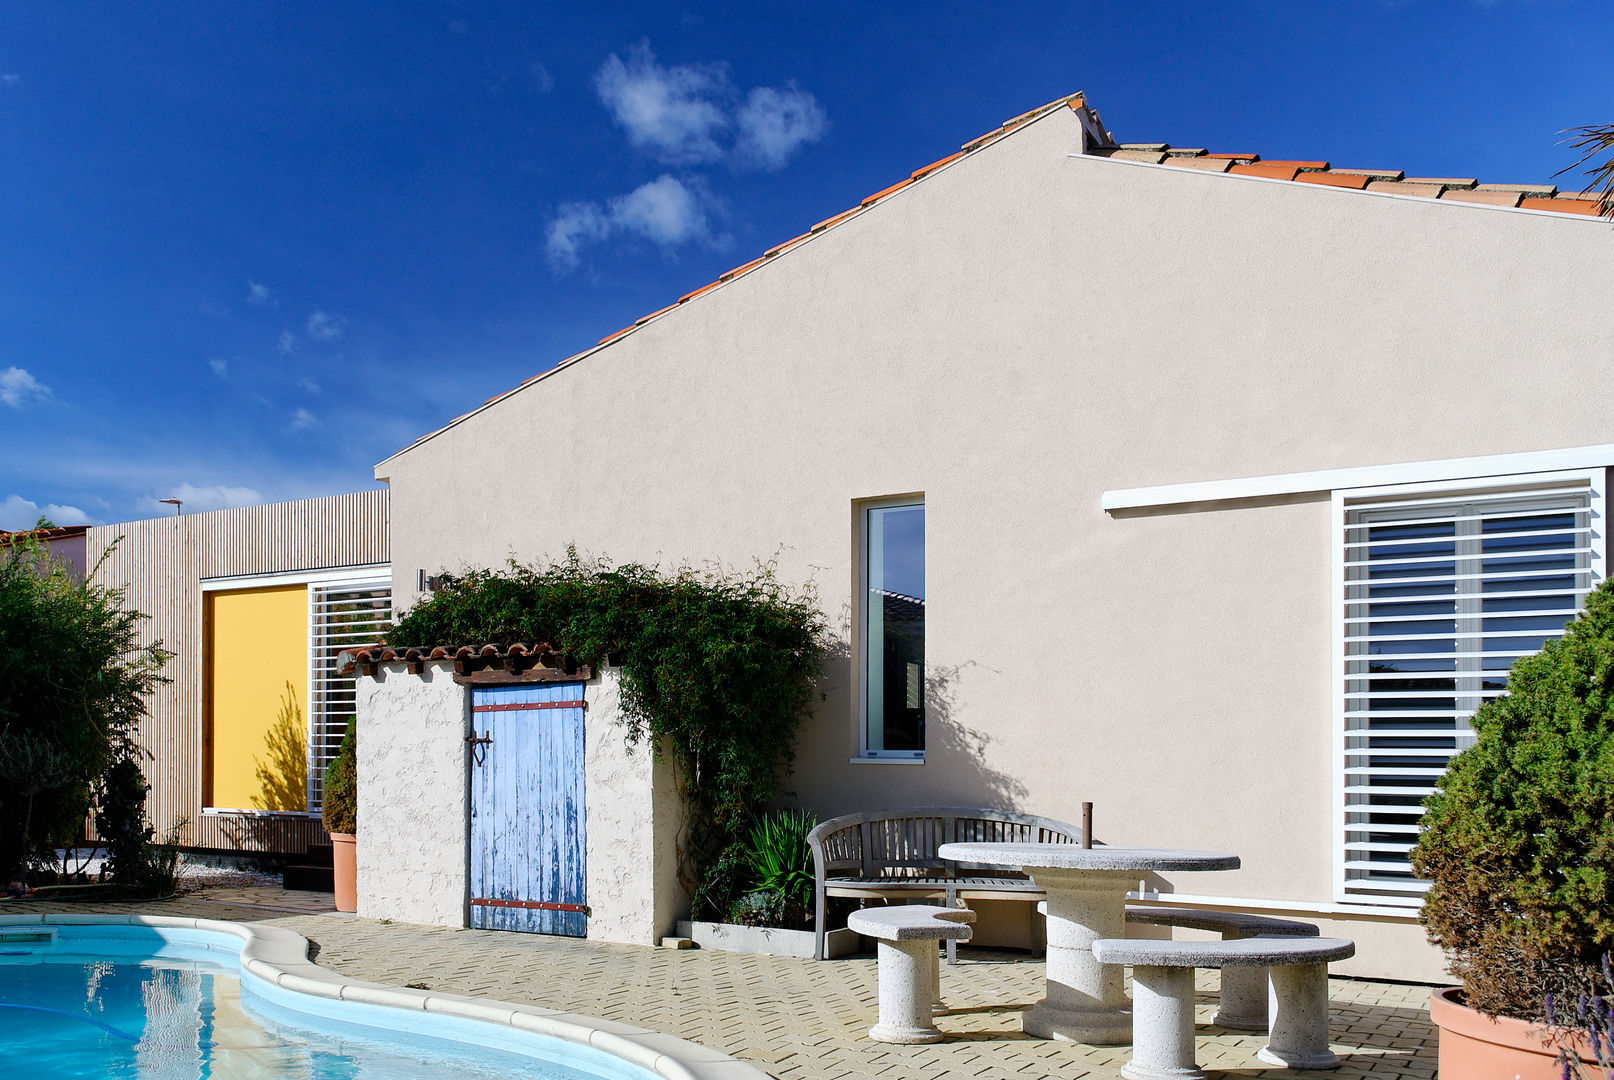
[1123,906,1319,1031]
[1090,935,1356,1079]
[847,905,976,1044]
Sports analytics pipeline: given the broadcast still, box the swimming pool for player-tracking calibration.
[0,916,752,1080]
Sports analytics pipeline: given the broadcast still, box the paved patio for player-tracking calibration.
[5,887,1439,1080]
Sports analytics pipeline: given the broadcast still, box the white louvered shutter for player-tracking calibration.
[308,579,392,812]
[1338,472,1603,903]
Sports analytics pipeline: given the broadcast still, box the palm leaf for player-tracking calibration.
[1557,123,1614,218]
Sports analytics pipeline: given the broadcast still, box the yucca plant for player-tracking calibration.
[1559,123,1614,218]
[731,809,817,927]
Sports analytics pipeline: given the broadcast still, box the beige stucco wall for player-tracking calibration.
[584,670,688,946]
[357,662,468,927]
[356,662,684,944]
[377,106,1614,982]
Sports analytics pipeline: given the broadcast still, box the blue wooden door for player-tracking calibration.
[468,682,588,936]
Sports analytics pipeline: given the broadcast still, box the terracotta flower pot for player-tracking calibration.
[1430,987,1599,1079]
[330,832,357,913]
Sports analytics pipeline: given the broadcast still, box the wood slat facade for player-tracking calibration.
[86,490,390,855]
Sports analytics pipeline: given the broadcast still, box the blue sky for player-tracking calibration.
[3,1,1610,530]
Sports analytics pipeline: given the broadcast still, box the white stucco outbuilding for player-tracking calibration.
[349,648,686,946]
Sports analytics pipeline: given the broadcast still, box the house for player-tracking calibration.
[371,92,1613,982]
[0,523,90,579]
[84,492,390,857]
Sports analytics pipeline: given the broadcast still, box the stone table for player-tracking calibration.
[935,842,1239,1045]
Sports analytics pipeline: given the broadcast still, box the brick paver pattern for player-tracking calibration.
[9,888,1439,1080]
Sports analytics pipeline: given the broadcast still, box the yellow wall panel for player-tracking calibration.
[206,584,308,811]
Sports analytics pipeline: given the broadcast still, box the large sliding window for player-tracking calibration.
[862,499,925,758]
[1336,471,1603,904]
[203,568,391,815]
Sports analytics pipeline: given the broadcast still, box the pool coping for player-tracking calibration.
[1,913,771,1080]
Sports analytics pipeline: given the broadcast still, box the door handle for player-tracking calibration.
[466,732,492,765]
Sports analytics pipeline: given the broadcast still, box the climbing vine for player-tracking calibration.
[386,550,827,919]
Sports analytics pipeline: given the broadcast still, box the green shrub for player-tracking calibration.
[387,551,826,919]
[321,722,357,835]
[736,809,817,927]
[1412,578,1614,1020]
[0,527,169,880]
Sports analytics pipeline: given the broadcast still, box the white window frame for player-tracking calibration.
[1330,470,1604,907]
[199,565,392,816]
[857,497,926,762]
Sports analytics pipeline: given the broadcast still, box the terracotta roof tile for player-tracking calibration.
[1104,148,1168,164]
[1523,196,1602,216]
[812,208,859,233]
[911,152,964,180]
[1439,189,1522,208]
[634,303,678,327]
[1295,172,1370,190]
[1261,160,1330,171]
[764,233,811,258]
[1204,153,1259,162]
[1230,163,1300,181]
[678,281,720,304]
[1478,183,1556,196]
[596,326,633,346]
[719,256,767,282]
[1170,157,1234,173]
[1330,168,1405,181]
[1120,143,1170,152]
[1164,147,1207,157]
[1404,177,1477,190]
[1365,180,1449,198]
[861,177,913,206]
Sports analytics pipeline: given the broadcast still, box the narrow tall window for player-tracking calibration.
[863,500,925,757]
[1337,472,1602,903]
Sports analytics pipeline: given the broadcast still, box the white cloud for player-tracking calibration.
[306,310,346,342]
[0,367,50,408]
[595,43,730,165]
[290,407,317,431]
[1,75,19,87]
[209,358,228,376]
[278,330,298,355]
[0,495,96,531]
[247,280,277,306]
[734,84,827,171]
[531,62,554,94]
[299,377,321,394]
[139,483,263,515]
[546,175,715,271]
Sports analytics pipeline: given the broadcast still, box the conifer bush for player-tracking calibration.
[1412,578,1614,1020]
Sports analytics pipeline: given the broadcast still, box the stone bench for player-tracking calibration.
[1124,906,1319,1031]
[846,905,976,1044]
[1090,936,1356,1079]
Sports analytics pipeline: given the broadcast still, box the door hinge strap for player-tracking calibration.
[471,700,586,712]
[470,898,589,914]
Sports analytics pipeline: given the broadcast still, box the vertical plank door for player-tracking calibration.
[468,682,588,936]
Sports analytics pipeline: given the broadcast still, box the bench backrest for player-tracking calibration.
[807,806,1083,882]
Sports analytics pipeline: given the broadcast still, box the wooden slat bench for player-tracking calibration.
[807,807,1083,961]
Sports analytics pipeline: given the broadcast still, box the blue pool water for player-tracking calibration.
[0,925,651,1080]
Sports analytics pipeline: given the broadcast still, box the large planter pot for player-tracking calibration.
[330,832,357,913]
[1430,987,1599,1079]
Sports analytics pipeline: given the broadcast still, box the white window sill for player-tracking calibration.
[849,756,925,766]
